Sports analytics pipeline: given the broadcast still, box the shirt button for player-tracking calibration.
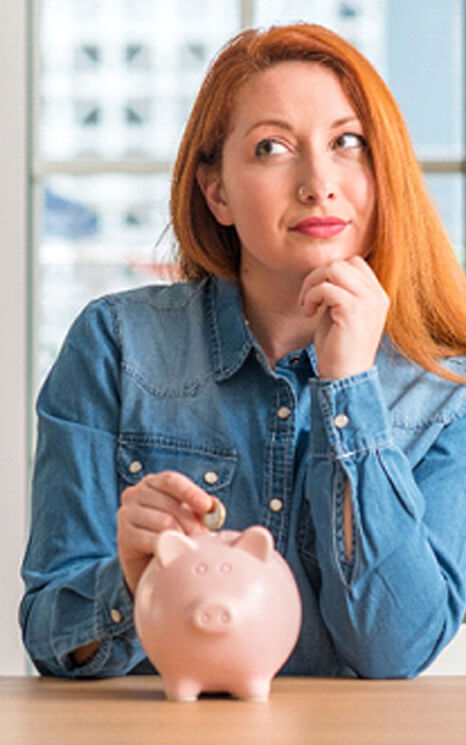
[111,608,123,624]
[203,471,219,485]
[277,406,291,420]
[334,413,349,429]
[269,498,284,513]
[129,460,143,474]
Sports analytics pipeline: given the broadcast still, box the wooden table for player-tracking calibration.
[2,675,465,745]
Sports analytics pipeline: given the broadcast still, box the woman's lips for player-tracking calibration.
[290,217,349,238]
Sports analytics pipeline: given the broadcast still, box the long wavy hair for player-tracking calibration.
[170,24,466,383]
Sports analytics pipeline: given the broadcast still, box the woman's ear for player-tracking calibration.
[196,165,234,226]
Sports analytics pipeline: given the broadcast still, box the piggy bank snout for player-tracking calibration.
[189,601,236,634]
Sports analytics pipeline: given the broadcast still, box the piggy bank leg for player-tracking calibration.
[231,678,271,701]
[163,676,202,702]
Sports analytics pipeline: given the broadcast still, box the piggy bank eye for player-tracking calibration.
[219,562,232,574]
[195,562,209,575]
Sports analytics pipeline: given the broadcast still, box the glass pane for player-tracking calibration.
[254,0,464,160]
[253,0,388,72]
[40,0,241,161]
[386,0,464,160]
[424,174,465,266]
[36,173,174,389]
[33,0,466,395]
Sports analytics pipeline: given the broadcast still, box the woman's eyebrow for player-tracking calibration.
[244,114,360,137]
[331,115,360,128]
[244,118,293,136]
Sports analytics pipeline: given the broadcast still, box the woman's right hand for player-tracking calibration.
[117,471,213,596]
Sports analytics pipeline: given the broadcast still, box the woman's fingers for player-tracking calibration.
[299,257,389,379]
[300,258,373,307]
[120,495,198,536]
[117,470,214,594]
[142,471,213,514]
[302,281,354,321]
[122,474,211,531]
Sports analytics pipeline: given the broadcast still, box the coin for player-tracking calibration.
[203,498,226,531]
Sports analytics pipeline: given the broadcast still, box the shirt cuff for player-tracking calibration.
[310,367,394,459]
[58,557,139,675]
[94,555,136,639]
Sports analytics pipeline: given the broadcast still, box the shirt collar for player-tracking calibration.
[207,277,255,382]
[207,281,419,384]
[207,277,320,381]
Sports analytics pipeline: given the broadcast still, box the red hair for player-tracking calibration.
[170,24,466,383]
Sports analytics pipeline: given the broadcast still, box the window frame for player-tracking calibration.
[0,0,29,674]
[30,0,466,252]
[18,0,466,677]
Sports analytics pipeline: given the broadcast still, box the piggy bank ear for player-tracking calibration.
[233,526,274,562]
[155,530,198,568]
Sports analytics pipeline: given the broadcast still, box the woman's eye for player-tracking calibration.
[334,132,367,151]
[254,139,288,157]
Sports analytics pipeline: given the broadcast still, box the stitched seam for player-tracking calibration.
[122,360,214,398]
[207,280,222,374]
[332,466,351,590]
[105,282,205,312]
[310,367,378,393]
[276,384,296,554]
[311,438,394,459]
[103,296,123,351]
[207,280,254,380]
[392,404,466,428]
[263,409,278,530]
[118,434,237,460]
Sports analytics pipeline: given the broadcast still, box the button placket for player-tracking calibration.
[262,387,295,554]
[277,405,291,420]
[268,498,283,513]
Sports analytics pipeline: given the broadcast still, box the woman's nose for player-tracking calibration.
[296,156,336,204]
[297,182,336,203]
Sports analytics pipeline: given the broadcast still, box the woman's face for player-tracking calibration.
[200,61,376,289]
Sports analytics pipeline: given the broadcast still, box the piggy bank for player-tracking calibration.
[134,526,302,701]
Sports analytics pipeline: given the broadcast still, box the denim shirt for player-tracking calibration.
[20,277,466,678]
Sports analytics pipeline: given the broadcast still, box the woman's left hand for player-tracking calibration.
[299,256,390,380]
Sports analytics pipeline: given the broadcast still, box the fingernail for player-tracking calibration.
[196,495,213,512]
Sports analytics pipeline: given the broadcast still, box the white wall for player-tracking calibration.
[422,626,466,676]
[0,0,28,674]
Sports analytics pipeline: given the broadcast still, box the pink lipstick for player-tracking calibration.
[290,216,349,238]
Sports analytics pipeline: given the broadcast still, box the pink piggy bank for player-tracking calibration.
[134,526,302,701]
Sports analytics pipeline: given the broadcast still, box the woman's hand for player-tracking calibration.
[299,256,389,380]
[117,471,213,596]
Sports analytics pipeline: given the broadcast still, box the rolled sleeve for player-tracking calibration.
[19,299,147,677]
[305,366,466,678]
[309,368,393,459]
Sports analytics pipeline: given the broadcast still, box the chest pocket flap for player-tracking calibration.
[117,434,237,495]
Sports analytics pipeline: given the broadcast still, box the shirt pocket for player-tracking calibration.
[116,433,237,505]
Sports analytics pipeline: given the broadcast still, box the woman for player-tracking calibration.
[20,24,466,678]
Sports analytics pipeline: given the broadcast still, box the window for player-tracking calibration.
[32,0,465,393]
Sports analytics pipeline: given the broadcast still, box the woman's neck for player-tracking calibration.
[240,274,320,368]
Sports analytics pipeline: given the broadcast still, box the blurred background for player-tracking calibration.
[1,0,465,674]
[33,0,465,392]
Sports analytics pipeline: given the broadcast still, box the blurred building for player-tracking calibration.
[34,0,464,387]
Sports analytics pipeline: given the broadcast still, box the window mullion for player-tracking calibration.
[32,158,173,179]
